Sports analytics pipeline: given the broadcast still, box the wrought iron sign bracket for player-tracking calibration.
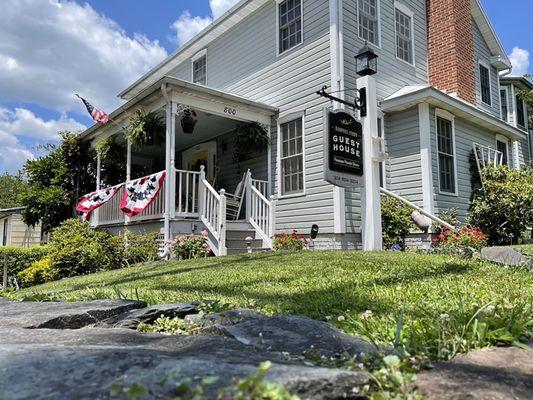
[316,86,367,118]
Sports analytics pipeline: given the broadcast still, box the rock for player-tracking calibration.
[97,302,198,329]
[415,344,533,399]
[194,308,379,358]
[480,247,533,269]
[0,299,146,329]
[0,327,371,400]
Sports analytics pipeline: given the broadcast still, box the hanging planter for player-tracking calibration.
[181,108,198,134]
[233,123,269,163]
[125,109,165,148]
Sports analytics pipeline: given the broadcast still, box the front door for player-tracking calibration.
[182,141,217,182]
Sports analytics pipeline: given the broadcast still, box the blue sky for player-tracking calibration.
[0,0,531,173]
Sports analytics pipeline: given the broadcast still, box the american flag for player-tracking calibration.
[77,94,109,125]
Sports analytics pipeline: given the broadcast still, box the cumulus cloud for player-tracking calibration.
[0,0,168,115]
[0,107,86,172]
[508,46,530,77]
[171,0,240,46]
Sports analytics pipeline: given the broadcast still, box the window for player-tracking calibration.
[436,114,456,194]
[479,63,491,105]
[516,95,526,128]
[500,89,508,121]
[358,0,379,46]
[496,138,508,165]
[280,118,304,195]
[278,0,302,54]
[395,6,413,64]
[192,53,207,85]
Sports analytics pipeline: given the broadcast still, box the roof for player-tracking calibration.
[119,0,269,100]
[500,76,533,91]
[0,207,25,219]
[381,85,527,140]
[80,76,278,142]
[471,0,511,70]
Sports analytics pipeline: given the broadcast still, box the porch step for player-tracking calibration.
[226,221,254,231]
[227,247,272,255]
[226,238,264,249]
[226,229,257,240]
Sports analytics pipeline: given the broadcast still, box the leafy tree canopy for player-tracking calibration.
[0,172,28,209]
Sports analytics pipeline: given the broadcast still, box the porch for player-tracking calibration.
[85,77,279,256]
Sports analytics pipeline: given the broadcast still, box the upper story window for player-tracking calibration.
[500,89,508,121]
[479,63,491,105]
[280,117,304,195]
[496,136,509,165]
[516,94,526,128]
[192,51,207,85]
[278,0,302,54]
[436,112,456,195]
[358,0,380,46]
[394,4,414,65]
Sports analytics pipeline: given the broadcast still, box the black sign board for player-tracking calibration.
[328,111,363,176]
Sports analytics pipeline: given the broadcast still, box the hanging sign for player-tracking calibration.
[323,109,364,188]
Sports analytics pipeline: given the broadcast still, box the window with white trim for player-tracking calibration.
[278,0,302,54]
[500,89,508,121]
[395,6,413,64]
[358,0,379,46]
[516,94,526,128]
[496,137,509,165]
[192,54,207,85]
[479,63,491,105]
[436,115,456,194]
[280,118,304,195]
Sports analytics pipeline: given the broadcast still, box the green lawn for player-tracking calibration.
[17,250,532,360]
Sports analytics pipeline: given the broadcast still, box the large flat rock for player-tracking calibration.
[480,247,532,269]
[0,299,147,329]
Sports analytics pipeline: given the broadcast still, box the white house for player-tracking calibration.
[79,0,530,255]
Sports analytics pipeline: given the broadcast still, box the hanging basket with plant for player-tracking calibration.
[125,109,165,148]
[233,123,269,163]
[180,108,198,134]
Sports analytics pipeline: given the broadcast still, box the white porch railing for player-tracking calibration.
[198,166,227,256]
[131,179,166,222]
[96,185,125,225]
[248,183,276,249]
[175,169,201,217]
[251,178,269,198]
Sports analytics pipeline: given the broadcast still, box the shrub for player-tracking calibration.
[0,245,50,278]
[47,219,123,278]
[433,226,488,250]
[171,231,211,259]
[18,258,59,287]
[469,166,533,245]
[273,230,309,251]
[381,197,415,249]
[122,231,160,265]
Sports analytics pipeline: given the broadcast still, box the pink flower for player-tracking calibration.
[200,230,209,238]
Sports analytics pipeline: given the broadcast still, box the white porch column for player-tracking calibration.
[267,125,272,196]
[94,154,101,227]
[358,75,382,251]
[169,103,177,218]
[164,101,173,245]
[126,138,131,181]
[419,103,435,215]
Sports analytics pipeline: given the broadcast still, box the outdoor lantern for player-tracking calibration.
[310,224,319,240]
[355,43,378,77]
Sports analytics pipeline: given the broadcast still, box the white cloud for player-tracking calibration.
[0,107,86,173]
[508,46,530,77]
[171,0,240,46]
[0,0,168,114]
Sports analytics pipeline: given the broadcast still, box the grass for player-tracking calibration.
[16,250,533,360]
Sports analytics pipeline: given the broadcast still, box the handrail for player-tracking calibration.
[249,184,276,249]
[380,187,456,231]
[250,184,269,203]
[198,166,227,256]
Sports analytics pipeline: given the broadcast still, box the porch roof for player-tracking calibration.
[79,76,278,142]
[381,85,527,141]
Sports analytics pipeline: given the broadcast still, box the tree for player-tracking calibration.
[22,132,97,232]
[0,172,28,209]
[517,74,533,131]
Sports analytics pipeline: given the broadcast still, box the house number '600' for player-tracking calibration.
[224,106,237,115]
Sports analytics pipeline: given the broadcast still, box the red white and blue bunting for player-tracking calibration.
[120,171,166,217]
[76,183,123,221]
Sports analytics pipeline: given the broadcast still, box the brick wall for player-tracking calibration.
[426,0,476,104]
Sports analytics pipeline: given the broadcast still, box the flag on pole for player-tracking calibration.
[120,171,166,217]
[77,94,109,125]
[76,183,123,221]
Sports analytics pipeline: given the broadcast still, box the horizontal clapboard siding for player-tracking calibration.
[168,0,335,233]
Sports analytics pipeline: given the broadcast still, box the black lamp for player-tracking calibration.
[355,42,378,77]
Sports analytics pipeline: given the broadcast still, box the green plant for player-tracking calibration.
[18,258,59,287]
[0,245,50,277]
[367,355,421,400]
[138,315,194,335]
[233,123,270,163]
[95,135,126,185]
[171,231,212,259]
[122,231,160,265]
[469,166,533,245]
[433,226,488,250]
[272,230,309,251]
[381,197,415,249]
[125,109,165,148]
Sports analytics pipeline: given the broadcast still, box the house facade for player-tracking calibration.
[0,208,42,248]
[80,0,530,254]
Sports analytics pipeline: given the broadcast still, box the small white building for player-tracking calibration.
[0,207,42,248]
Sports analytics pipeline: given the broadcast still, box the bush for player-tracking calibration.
[47,219,124,279]
[18,258,59,287]
[273,230,309,251]
[0,245,50,277]
[469,166,533,245]
[433,226,488,250]
[381,197,415,249]
[122,231,160,265]
[171,231,211,259]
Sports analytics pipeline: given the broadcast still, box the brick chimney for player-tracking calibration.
[426,0,476,104]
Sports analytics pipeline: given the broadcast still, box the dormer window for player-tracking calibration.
[192,50,207,85]
[479,63,491,105]
[278,0,302,54]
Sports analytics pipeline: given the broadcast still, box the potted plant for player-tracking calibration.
[181,108,198,134]
[233,123,270,163]
[125,109,165,148]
